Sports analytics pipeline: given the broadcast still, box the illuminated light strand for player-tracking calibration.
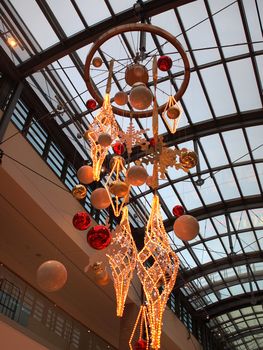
[105,155,130,217]
[137,195,179,349]
[129,305,149,350]
[107,206,137,317]
[87,93,119,181]
[162,95,182,134]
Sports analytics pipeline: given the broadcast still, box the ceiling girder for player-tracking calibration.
[205,291,263,317]
[129,109,263,162]
[178,251,263,285]
[17,0,196,77]
[223,326,263,343]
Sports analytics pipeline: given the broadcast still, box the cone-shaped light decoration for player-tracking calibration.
[86,60,119,181]
[129,305,149,350]
[137,195,179,350]
[107,206,137,317]
[162,95,182,134]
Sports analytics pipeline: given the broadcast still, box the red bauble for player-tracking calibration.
[86,99,97,110]
[149,137,156,148]
[172,205,185,218]
[113,142,125,155]
[87,225,111,250]
[157,55,173,71]
[135,339,147,350]
[73,212,91,230]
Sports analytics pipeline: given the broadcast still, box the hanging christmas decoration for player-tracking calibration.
[86,99,97,110]
[77,165,94,185]
[107,206,137,317]
[90,188,111,210]
[173,214,199,241]
[86,60,119,181]
[162,96,182,134]
[157,55,173,71]
[92,56,103,67]
[137,195,179,350]
[87,225,111,250]
[112,141,125,155]
[72,212,91,230]
[36,260,67,293]
[125,63,149,86]
[129,305,149,350]
[172,205,185,218]
[129,83,153,110]
[72,184,87,200]
[126,165,148,186]
[114,91,128,106]
[118,119,149,155]
[179,149,198,169]
[104,156,130,217]
[91,262,110,286]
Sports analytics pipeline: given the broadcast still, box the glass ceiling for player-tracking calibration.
[0,0,262,349]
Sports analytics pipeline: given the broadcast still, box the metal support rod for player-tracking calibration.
[0,81,23,142]
[226,214,234,254]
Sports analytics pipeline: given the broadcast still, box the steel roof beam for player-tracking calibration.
[129,109,263,162]
[205,291,263,317]
[178,251,263,286]
[17,0,196,77]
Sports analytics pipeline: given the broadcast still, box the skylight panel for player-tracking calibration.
[10,0,59,49]
[198,176,221,205]
[200,133,228,167]
[222,129,250,163]
[243,0,263,52]
[75,0,111,26]
[108,0,134,13]
[45,0,85,36]
[205,238,226,260]
[175,180,203,210]
[211,1,249,58]
[227,58,262,111]
[214,169,240,200]
[246,126,263,160]
[151,10,181,37]
[234,164,260,196]
[181,72,213,123]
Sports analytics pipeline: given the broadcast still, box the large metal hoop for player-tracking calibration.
[84,23,190,118]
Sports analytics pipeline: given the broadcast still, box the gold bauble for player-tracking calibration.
[167,105,181,119]
[97,133,112,147]
[125,63,149,86]
[77,165,94,184]
[109,156,126,170]
[90,188,111,209]
[180,149,198,169]
[126,165,148,186]
[114,91,128,106]
[129,83,153,110]
[72,184,87,200]
[95,270,110,286]
[92,56,103,67]
[109,180,129,197]
[173,215,199,241]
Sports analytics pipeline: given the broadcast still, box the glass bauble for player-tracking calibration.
[157,55,172,71]
[86,99,97,110]
[72,184,87,200]
[77,165,94,184]
[125,63,149,86]
[36,260,67,292]
[73,212,91,230]
[173,215,199,241]
[172,205,185,218]
[87,225,111,250]
[134,339,147,350]
[112,142,125,155]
